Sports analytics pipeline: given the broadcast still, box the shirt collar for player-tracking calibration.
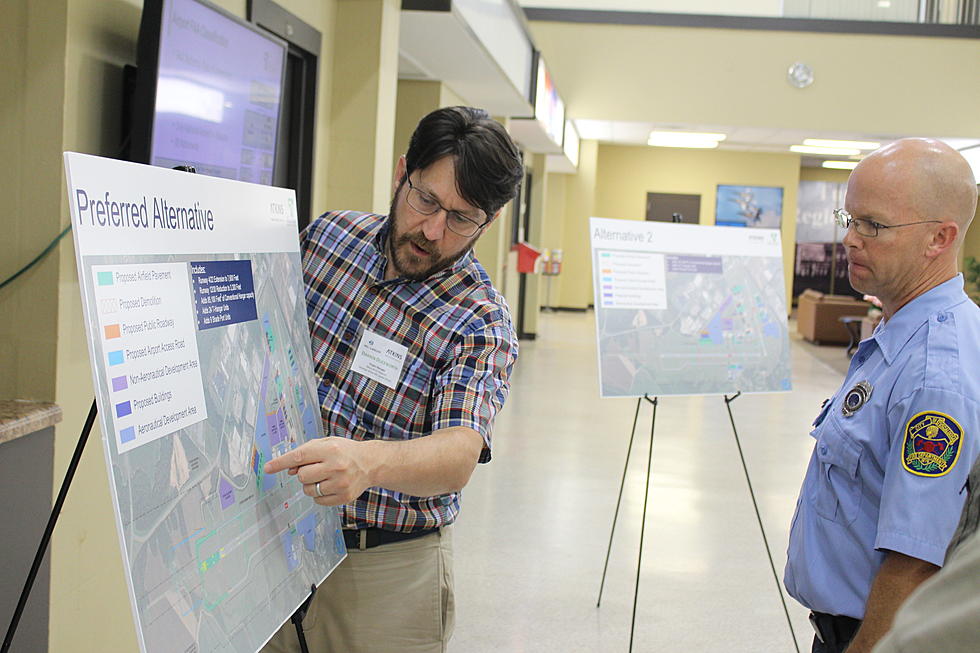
[872,274,968,365]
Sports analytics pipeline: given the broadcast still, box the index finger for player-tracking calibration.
[264,442,317,475]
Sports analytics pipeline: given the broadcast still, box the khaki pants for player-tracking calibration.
[263,527,455,653]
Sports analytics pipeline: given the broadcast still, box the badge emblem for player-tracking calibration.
[841,381,873,417]
[903,411,963,477]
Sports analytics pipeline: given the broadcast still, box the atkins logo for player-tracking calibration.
[902,411,964,477]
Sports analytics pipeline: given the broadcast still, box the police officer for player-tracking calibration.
[784,138,980,653]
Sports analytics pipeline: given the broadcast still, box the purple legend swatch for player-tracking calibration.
[219,477,236,510]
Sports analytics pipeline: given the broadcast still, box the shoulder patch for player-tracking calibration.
[902,411,964,477]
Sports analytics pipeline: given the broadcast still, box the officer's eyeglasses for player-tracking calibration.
[833,208,942,238]
[405,178,489,238]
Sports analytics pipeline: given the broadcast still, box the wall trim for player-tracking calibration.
[522,7,980,39]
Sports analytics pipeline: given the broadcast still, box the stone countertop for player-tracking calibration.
[0,400,63,445]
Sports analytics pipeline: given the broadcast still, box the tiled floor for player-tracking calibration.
[451,310,851,652]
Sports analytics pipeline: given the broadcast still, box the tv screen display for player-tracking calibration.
[133,0,287,185]
[533,55,565,150]
[715,184,784,229]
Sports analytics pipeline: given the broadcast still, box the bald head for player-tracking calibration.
[851,138,978,236]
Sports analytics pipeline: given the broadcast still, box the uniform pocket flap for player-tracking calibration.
[818,421,861,478]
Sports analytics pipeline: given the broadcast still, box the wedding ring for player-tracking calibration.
[314,481,324,498]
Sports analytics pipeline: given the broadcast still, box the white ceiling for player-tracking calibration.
[396,4,980,168]
[573,118,980,167]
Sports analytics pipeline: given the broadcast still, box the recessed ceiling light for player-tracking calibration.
[648,131,727,148]
[822,161,859,170]
[804,138,880,150]
[791,145,861,156]
[877,1,892,8]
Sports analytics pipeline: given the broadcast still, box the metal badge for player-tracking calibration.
[842,381,873,417]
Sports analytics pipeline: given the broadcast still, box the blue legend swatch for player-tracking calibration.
[108,350,125,366]
[115,401,132,418]
[119,426,135,443]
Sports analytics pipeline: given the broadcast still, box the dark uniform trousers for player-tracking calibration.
[810,612,861,653]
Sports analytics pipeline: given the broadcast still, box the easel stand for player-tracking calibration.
[2,399,98,653]
[596,395,657,653]
[596,393,800,653]
[290,584,318,653]
[723,392,800,653]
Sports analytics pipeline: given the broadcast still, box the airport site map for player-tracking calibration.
[82,251,345,653]
[592,219,791,398]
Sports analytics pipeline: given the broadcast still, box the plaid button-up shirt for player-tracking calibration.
[301,210,517,531]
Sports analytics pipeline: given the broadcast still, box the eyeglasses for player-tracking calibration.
[833,208,942,238]
[405,177,489,238]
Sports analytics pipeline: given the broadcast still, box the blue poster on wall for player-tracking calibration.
[715,184,783,228]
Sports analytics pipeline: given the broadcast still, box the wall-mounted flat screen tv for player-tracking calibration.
[715,184,784,229]
[130,0,287,185]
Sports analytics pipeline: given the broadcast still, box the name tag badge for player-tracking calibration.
[350,330,408,390]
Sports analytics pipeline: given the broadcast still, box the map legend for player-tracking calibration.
[92,262,207,452]
[596,250,668,310]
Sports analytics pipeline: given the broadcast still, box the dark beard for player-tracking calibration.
[384,188,473,282]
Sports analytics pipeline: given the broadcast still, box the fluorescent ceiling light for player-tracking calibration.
[877,1,892,7]
[822,160,859,170]
[648,131,726,148]
[790,145,861,156]
[804,138,880,150]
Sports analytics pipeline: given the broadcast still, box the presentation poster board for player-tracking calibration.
[65,153,345,653]
[715,184,783,228]
[590,217,792,397]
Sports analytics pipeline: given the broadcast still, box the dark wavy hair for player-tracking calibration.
[404,106,524,219]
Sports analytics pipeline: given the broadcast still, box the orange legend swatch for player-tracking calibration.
[104,324,121,339]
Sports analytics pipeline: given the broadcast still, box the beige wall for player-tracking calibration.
[0,0,69,401]
[800,167,852,184]
[590,144,801,310]
[963,197,980,269]
[541,171,568,308]
[530,21,980,137]
[326,0,400,215]
[554,139,599,309]
[392,79,467,172]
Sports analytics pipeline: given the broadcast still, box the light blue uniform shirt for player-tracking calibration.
[785,274,980,619]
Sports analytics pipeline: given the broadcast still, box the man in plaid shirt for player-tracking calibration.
[263,106,523,652]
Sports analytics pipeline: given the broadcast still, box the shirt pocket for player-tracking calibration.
[349,357,433,440]
[810,418,864,525]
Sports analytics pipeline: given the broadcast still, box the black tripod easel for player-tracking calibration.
[596,395,657,653]
[289,584,318,653]
[595,393,801,653]
[2,399,98,653]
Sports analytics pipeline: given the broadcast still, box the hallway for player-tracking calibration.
[452,310,846,652]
